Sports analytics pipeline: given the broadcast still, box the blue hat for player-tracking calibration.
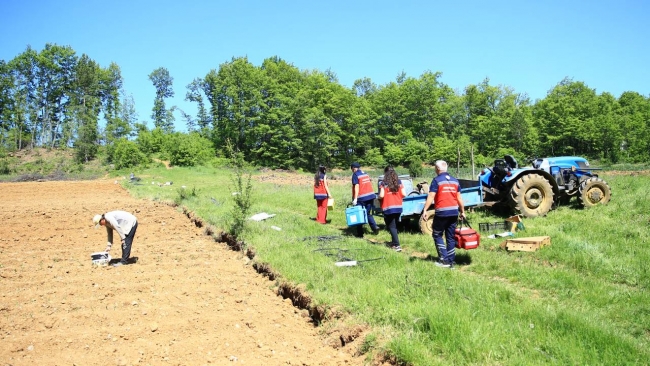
[350,162,361,168]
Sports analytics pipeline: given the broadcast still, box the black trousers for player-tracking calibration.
[383,213,400,246]
[121,221,138,263]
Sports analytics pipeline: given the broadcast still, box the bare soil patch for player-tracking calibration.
[255,169,350,187]
[0,180,366,365]
[601,170,650,176]
[6,147,74,164]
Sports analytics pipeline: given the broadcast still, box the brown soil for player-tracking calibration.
[6,147,74,163]
[0,180,369,365]
[601,170,650,176]
[255,169,350,187]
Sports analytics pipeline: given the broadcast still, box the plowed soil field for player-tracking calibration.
[0,180,365,366]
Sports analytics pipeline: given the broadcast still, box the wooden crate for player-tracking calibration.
[501,236,551,252]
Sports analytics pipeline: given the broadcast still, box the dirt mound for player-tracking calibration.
[0,180,366,365]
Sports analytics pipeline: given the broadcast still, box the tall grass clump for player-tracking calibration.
[174,185,198,205]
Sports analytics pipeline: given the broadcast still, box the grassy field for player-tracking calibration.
[94,166,650,364]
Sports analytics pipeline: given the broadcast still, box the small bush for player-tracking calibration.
[175,186,198,205]
[166,132,215,167]
[108,138,150,170]
[0,159,11,175]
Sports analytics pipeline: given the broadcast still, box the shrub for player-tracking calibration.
[108,138,149,170]
[0,159,11,175]
[136,127,166,155]
[174,186,198,206]
[166,132,215,167]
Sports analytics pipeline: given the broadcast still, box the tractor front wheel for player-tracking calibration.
[419,210,435,235]
[578,177,611,207]
[509,173,554,217]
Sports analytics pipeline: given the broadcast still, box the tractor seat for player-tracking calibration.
[504,155,518,169]
[493,159,509,178]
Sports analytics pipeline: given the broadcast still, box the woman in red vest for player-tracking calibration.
[379,166,406,251]
[313,166,332,224]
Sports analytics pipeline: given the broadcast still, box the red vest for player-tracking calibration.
[314,173,328,200]
[380,181,404,214]
[352,171,376,201]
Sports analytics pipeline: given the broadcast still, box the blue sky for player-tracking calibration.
[2,0,649,132]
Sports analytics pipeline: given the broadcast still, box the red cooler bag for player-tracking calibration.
[455,218,480,250]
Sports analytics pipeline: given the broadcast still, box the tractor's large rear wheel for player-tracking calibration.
[419,210,435,235]
[509,173,554,217]
[578,177,611,207]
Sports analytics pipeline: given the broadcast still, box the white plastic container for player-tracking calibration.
[91,252,111,266]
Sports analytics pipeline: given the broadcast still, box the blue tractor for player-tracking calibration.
[479,155,612,217]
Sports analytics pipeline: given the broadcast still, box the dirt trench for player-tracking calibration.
[0,179,372,366]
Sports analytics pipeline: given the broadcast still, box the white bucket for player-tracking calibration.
[91,252,111,266]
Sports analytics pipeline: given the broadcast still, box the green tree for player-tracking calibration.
[36,44,77,148]
[533,78,612,158]
[399,71,451,142]
[71,54,102,162]
[352,77,377,98]
[110,93,137,141]
[185,78,211,134]
[204,57,264,155]
[149,67,175,132]
[0,60,14,149]
[103,63,130,143]
[368,81,406,155]
[251,57,303,168]
[617,91,650,162]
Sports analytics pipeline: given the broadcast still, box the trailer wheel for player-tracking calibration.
[419,210,435,235]
[509,173,554,217]
[578,177,611,207]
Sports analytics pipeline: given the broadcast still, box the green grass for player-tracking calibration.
[123,166,650,365]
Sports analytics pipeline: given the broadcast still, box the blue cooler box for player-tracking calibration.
[346,206,367,226]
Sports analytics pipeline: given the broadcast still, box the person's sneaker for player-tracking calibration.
[371,227,380,235]
[434,261,451,268]
[391,245,402,252]
[112,261,126,267]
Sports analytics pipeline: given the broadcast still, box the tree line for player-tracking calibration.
[1,44,649,171]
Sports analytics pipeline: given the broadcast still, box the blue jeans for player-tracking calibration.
[356,199,378,236]
[432,215,457,264]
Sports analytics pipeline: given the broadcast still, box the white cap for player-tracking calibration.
[93,214,102,229]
